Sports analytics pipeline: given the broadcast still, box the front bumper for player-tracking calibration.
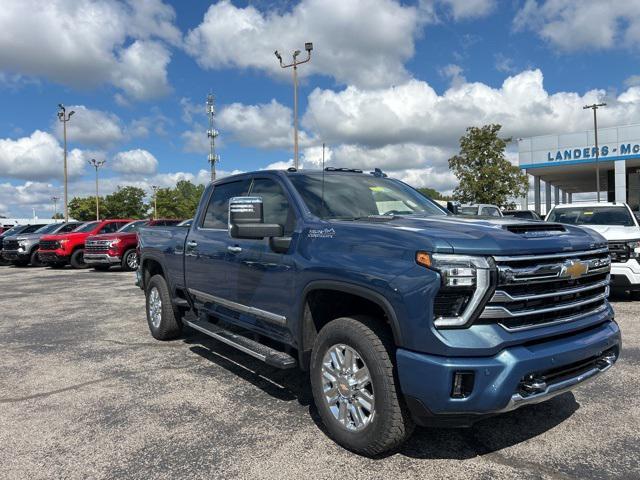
[1,250,28,261]
[38,251,69,264]
[610,259,640,290]
[397,318,621,426]
[84,253,121,265]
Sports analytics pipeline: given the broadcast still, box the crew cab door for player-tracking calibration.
[184,179,251,310]
[224,176,297,341]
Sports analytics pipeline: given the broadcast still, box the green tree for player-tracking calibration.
[69,196,101,221]
[448,124,528,208]
[52,213,64,220]
[417,187,451,201]
[103,186,148,219]
[155,180,204,219]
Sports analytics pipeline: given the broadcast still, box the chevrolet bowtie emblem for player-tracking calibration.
[562,260,589,279]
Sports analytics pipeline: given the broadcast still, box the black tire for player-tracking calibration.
[310,316,414,456]
[93,265,111,271]
[121,249,138,272]
[70,249,88,269]
[29,249,44,267]
[145,274,182,340]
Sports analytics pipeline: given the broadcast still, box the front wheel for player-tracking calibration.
[30,249,44,267]
[310,316,414,456]
[70,249,88,269]
[121,249,138,272]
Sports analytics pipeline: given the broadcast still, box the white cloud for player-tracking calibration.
[0,130,87,181]
[0,0,179,101]
[303,69,640,151]
[184,0,424,88]
[52,105,124,147]
[112,149,159,175]
[218,99,312,149]
[439,64,466,88]
[181,128,211,154]
[513,0,640,52]
[0,181,59,218]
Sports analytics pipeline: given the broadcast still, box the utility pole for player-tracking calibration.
[275,42,313,170]
[52,196,59,219]
[151,185,159,220]
[57,104,75,222]
[206,93,220,182]
[583,102,606,202]
[88,159,106,220]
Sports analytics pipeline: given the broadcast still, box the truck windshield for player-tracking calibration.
[547,206,635,227]
[118,220,148,233]
[73,221,99,233]
[288,173,446,219]
[35,223,63,234]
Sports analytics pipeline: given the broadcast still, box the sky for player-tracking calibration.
[2,0,640,217]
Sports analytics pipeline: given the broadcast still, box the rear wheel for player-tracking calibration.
[70,249,88,269]
[29,249,44,267]
[121,249,138,272]
[310,316,414,456]
[145,274,182,340]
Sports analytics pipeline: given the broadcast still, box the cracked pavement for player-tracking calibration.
[0,266,639,479]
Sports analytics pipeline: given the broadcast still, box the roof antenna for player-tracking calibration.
[321,142,326,215]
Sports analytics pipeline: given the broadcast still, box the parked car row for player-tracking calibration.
[0,218,186,270]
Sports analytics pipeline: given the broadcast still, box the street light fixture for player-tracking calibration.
[275,41,313,170]
[151,185,159,220]
[57,104,75,222]
[584,102,606,202]
[88,159,106,220]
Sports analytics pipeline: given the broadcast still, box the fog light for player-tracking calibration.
[451,371,474,398]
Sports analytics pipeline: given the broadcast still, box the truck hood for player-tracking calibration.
[358,214,606,255]
[12,232,44,242]
[87,232,136,242]
[573,224,640,241]
[41,232,92,241]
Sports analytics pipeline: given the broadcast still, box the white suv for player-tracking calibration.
[546,202,640,293]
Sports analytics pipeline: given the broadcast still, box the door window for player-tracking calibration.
[249,178,294,234]
[202,180,251,229]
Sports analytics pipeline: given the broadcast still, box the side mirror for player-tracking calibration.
[228,196,283,239]
[447,201,459,215]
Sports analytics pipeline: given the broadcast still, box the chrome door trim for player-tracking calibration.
[188,288,287,326]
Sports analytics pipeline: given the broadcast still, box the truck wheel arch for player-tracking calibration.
[141,257,165,289]
[299,281,403,369]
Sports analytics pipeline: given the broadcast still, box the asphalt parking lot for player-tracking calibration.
[1,267,639,480]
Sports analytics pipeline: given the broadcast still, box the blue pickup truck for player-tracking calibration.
[137,168,620,455]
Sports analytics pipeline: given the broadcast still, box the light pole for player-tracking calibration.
[584,102,606,202]
[52,196,59,219]
[88,159,106,220]
[57,104,75,222]
[206,93,220,182]
[275,42,313,170]
[151,185,159,220]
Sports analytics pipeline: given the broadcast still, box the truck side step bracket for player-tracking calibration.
[183,318,297,369]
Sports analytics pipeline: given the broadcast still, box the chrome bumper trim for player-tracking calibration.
[84,253,121,264]
[497,352,617,413]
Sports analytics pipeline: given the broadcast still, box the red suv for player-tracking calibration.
[39,219,133,269]
[84,219,182,271]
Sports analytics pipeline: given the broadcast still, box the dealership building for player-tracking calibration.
[518,123,640,214]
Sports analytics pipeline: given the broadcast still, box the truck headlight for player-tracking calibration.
[626,240,640,259]
[417,252,495,328]
[109,239,121,247]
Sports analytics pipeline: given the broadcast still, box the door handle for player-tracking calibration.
[227,246,242,253]
[186,240,198,248]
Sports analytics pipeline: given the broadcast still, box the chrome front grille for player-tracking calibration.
[85,240,111,253]
[480,248,611,331]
